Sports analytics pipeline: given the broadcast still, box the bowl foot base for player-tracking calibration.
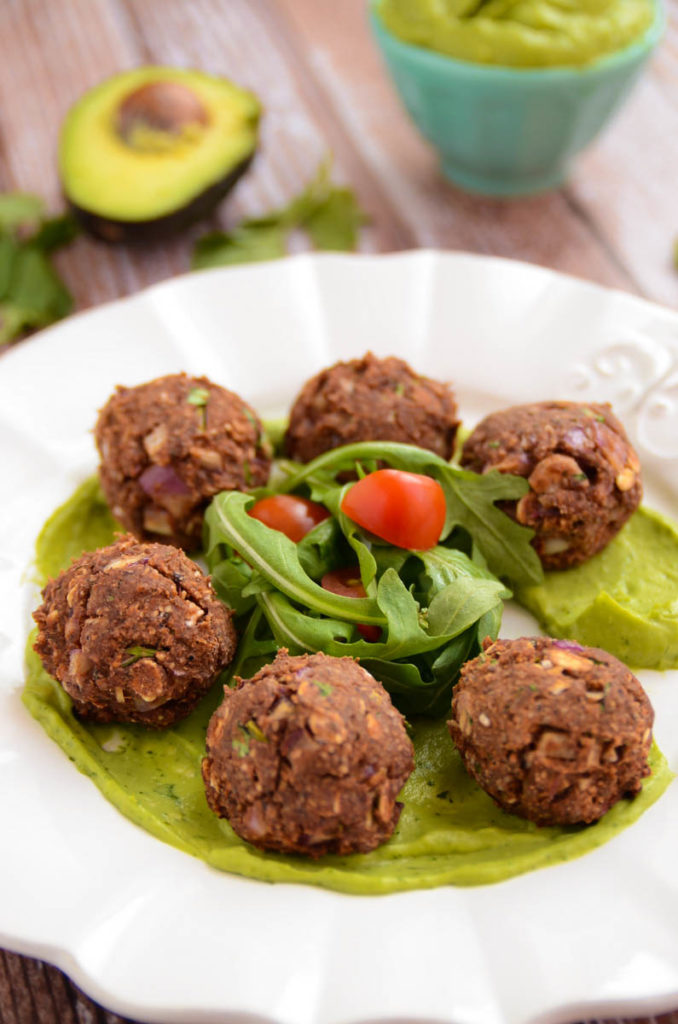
[440,159,569,197]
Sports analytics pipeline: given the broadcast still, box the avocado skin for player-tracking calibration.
[67,151,255,244]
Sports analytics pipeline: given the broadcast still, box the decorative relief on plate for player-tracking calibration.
[636,368,678,460]
[565,335,678,460]
[565,337,675,415]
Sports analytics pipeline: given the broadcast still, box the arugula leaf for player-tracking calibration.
[204,439,535,715]
[210,557,257,617]
[476,602,502,646]
[314,480,379,591]
[257,566,494,665]
[205,491,383,624]
[426,577,505,637]
[221,607,279,688]
[418,545,503,593]
[192,161,367,270]
[296,516,345,579]
[277,441,542,587]
[440,469,542,588]
[358,658,448,718]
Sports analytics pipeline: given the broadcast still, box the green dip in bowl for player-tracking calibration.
[369,0,664,194]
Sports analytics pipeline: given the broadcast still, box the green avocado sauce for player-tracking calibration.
[517,507,678,670]
[378,0,656,69]
[22,478,672,894]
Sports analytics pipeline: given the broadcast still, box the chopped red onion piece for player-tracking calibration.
[139,464,191,498]
[551,639,584,652]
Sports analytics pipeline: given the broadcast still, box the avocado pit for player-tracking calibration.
[116,81,209,150]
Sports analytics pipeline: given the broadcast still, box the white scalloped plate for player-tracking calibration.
[1,252,678,1024]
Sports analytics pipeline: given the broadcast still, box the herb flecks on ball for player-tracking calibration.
[461,401,642,569]
[285,352,459,463]
[95,372,271,551]
[449,636,653,825]
[202,650,414,857]
[33,535,236,728]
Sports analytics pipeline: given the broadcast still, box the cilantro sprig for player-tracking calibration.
[192,161,367,270]
[0,193,77,346]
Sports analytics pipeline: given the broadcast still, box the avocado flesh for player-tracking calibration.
[59,67,259,241]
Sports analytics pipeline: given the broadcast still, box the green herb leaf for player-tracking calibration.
[192,222,288,269]
[31,214,80,252]
[192,160,366,270]
[187,387,209,407]
[210,557,258,617]
[204,491,383,624]
[296,515,345,579]
[426,577,506,637]
[243,719,267,742]
[221,607,279,689]
[187,386,209,430]
[302,187,366,251]
[204,439,535,716]
[0,193,45,233]
[0,197,76,346]
[121,645,157,667]
[0,235,17,296]
[277,441,543,587]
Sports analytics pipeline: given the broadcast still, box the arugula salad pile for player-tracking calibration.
[205,439,543,717]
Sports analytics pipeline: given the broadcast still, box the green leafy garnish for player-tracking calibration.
[187,387,209,407]
[205,440,541,717]
[276,441,543,587]
[121,645,157,667]
[232,730,250,757]
[0,193,45,232]
[192,161,367,270]
[0,193,77,346]
[187,386,209,430]
[243,719,267,742]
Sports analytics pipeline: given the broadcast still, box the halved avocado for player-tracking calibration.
[59,67,260,242]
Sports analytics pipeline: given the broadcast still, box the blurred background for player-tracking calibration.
[1,0,676,323]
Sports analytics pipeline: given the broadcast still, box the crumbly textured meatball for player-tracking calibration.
[284,352,459,463]
[95,372,271,550]
[202,649,414,857]
[460,401,642,569]
[448,636,653,826]
[33,535,236,728]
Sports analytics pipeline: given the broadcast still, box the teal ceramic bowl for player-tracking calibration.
[369,0,664,196]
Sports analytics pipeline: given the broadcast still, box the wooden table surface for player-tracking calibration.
[1,1,677,1022]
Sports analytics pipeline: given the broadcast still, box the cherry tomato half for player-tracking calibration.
[340,468,446,550]
[249,494,330,543]
[321,568,382,642]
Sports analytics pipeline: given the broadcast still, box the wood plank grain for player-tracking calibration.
[569,5,678,307]
[120,0,410,252]
[0,951,132,1024]
[0,0,191,310]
